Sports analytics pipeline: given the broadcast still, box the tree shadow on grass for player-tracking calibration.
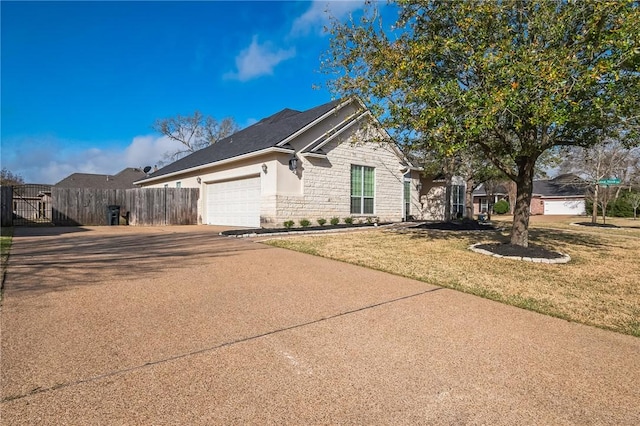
[390,223,610,251]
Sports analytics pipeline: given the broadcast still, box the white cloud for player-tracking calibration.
[224,36,296,82]
[290,0,362,37]
[1,134,180,184]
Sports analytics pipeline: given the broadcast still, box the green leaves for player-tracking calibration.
[324,0,638,245]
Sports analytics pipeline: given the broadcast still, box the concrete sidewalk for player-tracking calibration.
[1,226,638,424]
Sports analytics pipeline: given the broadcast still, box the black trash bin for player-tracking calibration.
[107,205,120,226]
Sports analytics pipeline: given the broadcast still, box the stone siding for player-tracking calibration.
[264,124,408,226]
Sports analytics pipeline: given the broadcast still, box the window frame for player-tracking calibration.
[350,165,375,215]
[452,184,464,216]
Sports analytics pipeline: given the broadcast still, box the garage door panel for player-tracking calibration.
[543,200,585,215]
[206,176,261,227]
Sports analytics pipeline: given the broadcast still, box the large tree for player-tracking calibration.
[153,111,239,162]
[324,0,639,246]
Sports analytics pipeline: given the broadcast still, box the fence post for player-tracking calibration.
[1,186,14,227]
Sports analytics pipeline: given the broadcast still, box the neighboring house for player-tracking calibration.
[55,168,147,189]
[473,174,586,215]
[135,98,440,228]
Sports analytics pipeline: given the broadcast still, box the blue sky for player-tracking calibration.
[1,1,370,184]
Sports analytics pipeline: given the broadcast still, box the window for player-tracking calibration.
[404,180,411,220]
[452,185,464,217]
[176,181,181,188]
[351,165,375,214]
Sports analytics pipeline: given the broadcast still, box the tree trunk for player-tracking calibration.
[465,177,475,220]
[510,158,536,247]
[592,184,599,224]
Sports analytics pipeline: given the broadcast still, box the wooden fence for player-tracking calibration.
[1,186,13,227]
[51,187,199,226]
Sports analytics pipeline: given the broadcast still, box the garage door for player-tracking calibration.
[206,176,261,227]
[543,200,586,215]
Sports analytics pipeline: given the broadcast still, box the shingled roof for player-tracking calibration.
[142,99,344,181]
[473,174,585,197]
[55,168,147,189]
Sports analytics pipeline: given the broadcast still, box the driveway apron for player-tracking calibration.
[1,226,639,424]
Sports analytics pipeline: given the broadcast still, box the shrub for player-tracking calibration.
[344,217,353,225]
[283,220,295,229]
[299,218,311,227]
[493,200,510,214]
[317,218,327,226]
[330,217,340,225]
[609,194,634,218]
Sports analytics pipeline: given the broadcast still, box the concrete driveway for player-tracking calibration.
[1,226,638,424]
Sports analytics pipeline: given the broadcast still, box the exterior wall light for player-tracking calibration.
[288,155,298,173]
[416,181,423,192]
[196,177,202,184]
[262,163,268,173]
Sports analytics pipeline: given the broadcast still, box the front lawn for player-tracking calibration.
[264,216,640,337]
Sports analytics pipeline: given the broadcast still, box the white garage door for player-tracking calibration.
[543,200,586,215]
[206,176,261,227]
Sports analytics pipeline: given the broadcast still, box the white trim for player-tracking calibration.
[134,147,293,185]
[276,98,353,147]
[311,111,370,152]
[301,152,328,159]
[299,110,360,153]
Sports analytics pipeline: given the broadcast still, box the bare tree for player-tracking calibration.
[153,111,240,162]
[0,168,24,186]
[628,192,640,220]
[559,142,639,223]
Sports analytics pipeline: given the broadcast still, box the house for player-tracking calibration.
[55,168,148,189]
[473,174,586,216]
[135,98,441,228]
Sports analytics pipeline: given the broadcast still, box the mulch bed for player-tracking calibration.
[475,243,564,259]
[414,220,498,231]
[573,222,620,228]
[220,222,386,236]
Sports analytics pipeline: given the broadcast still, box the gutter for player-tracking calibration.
[134,146,294,185]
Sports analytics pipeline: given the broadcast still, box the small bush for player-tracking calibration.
[344,217,353,225]
[317,218,327,226]
[330,217,340,225]
[283,220,295,229]
[493,200,510,214]
[299,218,311,227]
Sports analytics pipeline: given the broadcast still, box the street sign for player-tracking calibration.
[598,178,621,185]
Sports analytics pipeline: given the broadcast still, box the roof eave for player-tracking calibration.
[134,146,294,185]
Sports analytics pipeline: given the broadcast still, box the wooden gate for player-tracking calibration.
[9,184,53,226]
